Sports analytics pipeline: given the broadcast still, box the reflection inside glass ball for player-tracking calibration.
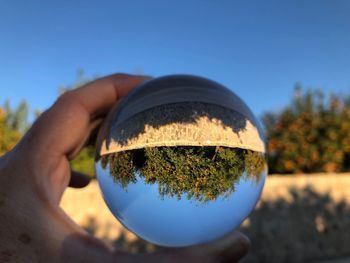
[95,146,266,247]
[95,74,267,247]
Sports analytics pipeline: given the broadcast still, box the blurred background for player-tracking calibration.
[1,1,350,262]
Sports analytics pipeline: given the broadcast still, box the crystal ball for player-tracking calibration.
[95,75,267,247]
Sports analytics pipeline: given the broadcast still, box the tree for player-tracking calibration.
[0,70,96,176]
[70,146,96,177]
[0,107,21,156]
[263,86,350,173]
[4,99,29,134]
[100,146,266,203]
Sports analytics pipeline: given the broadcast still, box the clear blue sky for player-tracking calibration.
[1,0,350,118]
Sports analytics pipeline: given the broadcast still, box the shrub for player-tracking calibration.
[263,87,350,173]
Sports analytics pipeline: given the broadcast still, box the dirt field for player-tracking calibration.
[60,174,350,262]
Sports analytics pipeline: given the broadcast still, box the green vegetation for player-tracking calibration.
[3,74,350,177]
[3,99,30,134]
[263,85,350,173]
[0,107,22,156]
[100,146,266,202]
[0,71,96,176]
[70,146,96,177]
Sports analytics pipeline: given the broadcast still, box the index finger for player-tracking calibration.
[64,74,150,117]
[21,73,150,157]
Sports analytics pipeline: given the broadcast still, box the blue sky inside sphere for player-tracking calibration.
[95,160,266,247]
[1,0,350,119]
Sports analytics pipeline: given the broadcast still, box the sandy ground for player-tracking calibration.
[60,174,350,262]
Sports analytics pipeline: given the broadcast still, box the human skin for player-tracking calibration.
[0,74,250,263]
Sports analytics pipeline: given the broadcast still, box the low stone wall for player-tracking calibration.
[60,174,350,261]
[241,174,350,263]
[258,173,350,203]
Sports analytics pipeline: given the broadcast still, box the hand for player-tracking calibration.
[0,74,250,262]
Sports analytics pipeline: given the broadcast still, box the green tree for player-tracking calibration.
[4,99,29,133]
[70,146,96,177]
[100,146,266,203]
[263,86,350,173]
[0,70,96,176]
[0,107,21,156]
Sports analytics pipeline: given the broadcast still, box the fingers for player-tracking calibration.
[192,231,250,262]
[187,230,250,263]
[68,171,91,188]
[21,74,150,158]
[67,117,103,160]
[58,74,150,117]
[60,228,249,263]
[144,231,250,263]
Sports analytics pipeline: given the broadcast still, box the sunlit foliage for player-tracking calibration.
[263,85,350,173]
[0,107,22,156]
[100,147,266,202]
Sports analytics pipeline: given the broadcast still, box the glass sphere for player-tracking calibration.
[95,75,267,247]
